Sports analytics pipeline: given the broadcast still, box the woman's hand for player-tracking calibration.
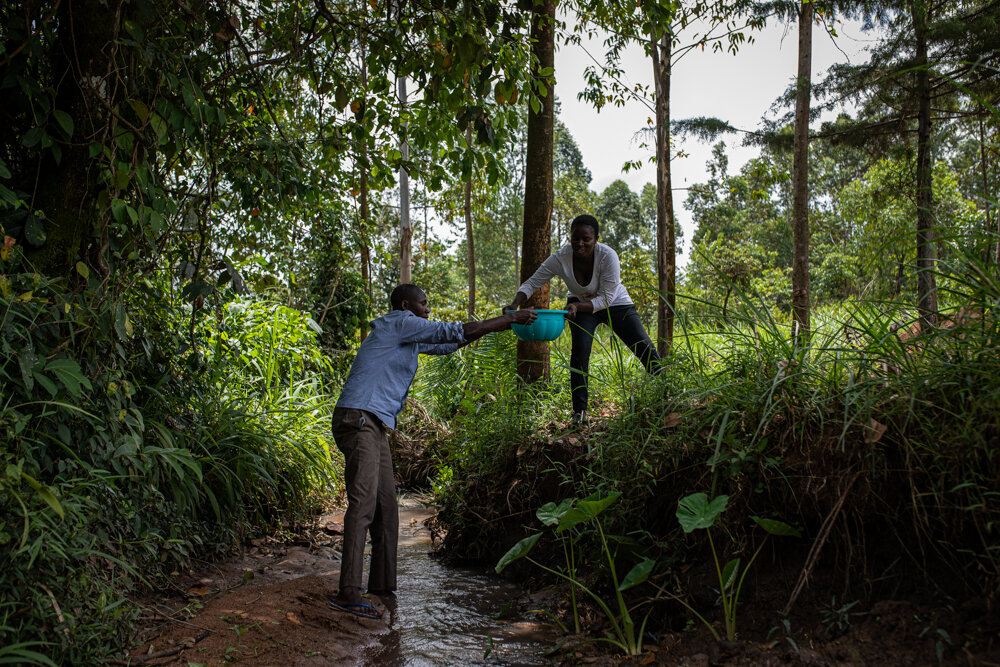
[502,293,527,314]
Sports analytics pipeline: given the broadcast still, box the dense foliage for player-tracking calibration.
[1,0,998,662]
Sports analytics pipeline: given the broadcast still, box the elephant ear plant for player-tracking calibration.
[496,492,655,656]
[672,492,801,642]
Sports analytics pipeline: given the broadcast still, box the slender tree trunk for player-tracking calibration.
[465,125,476,319]
[979,114,995,264]
[913,0,938,328]
[791,0,812,339]
[398,75,412,284]
[359,46,372,342]
[517,0,556,382]
[514,240,521,292]
[651,28,675,357]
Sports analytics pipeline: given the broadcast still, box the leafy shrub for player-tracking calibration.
[0,271,339,663]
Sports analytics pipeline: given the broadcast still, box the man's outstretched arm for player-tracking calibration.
[462,309,537,344]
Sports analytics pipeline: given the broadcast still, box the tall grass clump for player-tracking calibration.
[0,271,339,663]
[427,232,998,630]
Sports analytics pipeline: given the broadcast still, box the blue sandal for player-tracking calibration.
[328,600,383,620]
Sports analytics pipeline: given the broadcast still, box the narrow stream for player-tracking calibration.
[365,499,555,666]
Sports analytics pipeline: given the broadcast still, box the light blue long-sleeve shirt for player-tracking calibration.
[334,310,465,429]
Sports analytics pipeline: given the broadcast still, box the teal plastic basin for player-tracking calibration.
[511,309,568,341]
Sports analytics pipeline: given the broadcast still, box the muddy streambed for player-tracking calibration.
[130,496,555,665]
[367,499,553,665]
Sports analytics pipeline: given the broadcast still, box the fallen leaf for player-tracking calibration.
[641,652,656,665]
[663,412,682,428]
[285,611,301,625]
[866,418,887,444]
[185,587,208,596]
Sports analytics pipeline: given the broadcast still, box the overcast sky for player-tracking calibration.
[553,12,878,268]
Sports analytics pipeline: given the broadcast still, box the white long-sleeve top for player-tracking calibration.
[516,242,633,313]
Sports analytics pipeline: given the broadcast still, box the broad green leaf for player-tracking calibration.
[46,358,92,397]
[721,558,740,591]
[76,261,90,280]
[618,557,655,592]
[555,506,591,533]
[495,532,541,573]
[22,127,44,148]
[17,349,36,392]
[676,493,728,533]
[0,157,11,179]
[52,109,74,137]
[577,492,620,519]
[24,214,46,245]
[36,486,65,520]
[111,198,127,223]
[537,498,574,526]
[33,371,58,397]
[19,472,64,519]
[129,99,149,123]
[751,516,801,538]
[306,317,322,334]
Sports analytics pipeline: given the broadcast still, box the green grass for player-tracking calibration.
[419,235,1000,623]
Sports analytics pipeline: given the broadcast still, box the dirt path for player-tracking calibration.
[128,503,434,666]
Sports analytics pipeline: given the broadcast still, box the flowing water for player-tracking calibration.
[365,499,555,666]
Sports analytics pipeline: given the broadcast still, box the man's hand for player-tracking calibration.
[463,307,536,343]
[565,303,578,320]
[507,309,537,325]
[501,303,517,314]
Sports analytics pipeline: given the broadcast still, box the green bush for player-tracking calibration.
[0,272,339,663]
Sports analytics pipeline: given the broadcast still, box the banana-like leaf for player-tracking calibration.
[618,557,655,592]
[537,498,574,526]
[555,506,591,533]
[495,532,541,573]
[676,493,728,533]
[751,516,801,537]
[577,492,620,519]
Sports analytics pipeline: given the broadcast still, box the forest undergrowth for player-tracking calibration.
[0,277,341,665]
[419,241,1000,660]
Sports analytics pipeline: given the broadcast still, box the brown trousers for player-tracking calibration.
[331,407,398,592]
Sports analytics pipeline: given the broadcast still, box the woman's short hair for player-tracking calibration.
[571,214,600,239]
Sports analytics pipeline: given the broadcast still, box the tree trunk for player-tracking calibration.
[517,0,556,383]
[24,0,120,277]
[651,27,675,357]
[791,0,813,339]
[913,0,938,328]
[398,75,412,284]
[465,125,476,319]
[360,47,372,342]
[979,114,995,264]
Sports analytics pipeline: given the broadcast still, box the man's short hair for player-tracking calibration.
[390,284,424,310]
[571,214,600,239]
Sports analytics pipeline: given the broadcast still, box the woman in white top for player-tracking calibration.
[503,215,661,425]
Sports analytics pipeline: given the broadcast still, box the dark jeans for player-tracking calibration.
[567,299,661,414]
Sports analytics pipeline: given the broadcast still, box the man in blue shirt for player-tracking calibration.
[331,284,536,615]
